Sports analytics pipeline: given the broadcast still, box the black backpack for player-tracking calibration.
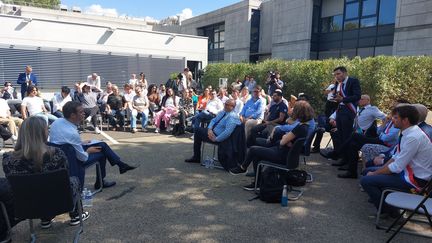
[253,168,308,203]
[257,168,287,203]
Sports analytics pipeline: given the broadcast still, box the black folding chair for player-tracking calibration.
[255,138,306,200]
[7,169,84,243]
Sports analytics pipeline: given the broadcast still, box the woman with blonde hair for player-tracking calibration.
[2,116,89,228]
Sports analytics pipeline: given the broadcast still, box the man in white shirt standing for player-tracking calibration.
[0,98,22,140]
[360,105,432,216]
[21,85,57,124]
[86,73,101,91]
[52,86,72,118]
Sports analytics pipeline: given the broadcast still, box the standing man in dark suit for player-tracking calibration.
[17,65,37,99]
[331,66,361,172]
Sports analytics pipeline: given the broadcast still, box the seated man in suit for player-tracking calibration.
[185,99,241,163]
[360,105,432,216]
[49,101,136,190]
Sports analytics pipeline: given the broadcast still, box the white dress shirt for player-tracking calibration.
[389,125,432,183]
[206,98,224,115]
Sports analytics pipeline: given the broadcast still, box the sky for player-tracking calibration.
[60,0,242,21]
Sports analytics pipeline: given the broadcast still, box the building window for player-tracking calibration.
[344,20,359,30]
[362,0,377,16]
[360,17,377,27]
[321,15,343,33]
[345,1,360,19]
[379,0,397,25]
[198,22,225,62]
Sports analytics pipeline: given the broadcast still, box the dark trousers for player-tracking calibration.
[247,123,270,147]
[241,145,285,173]
[82,142,122,179]
[0,178,19,240]
[193,127,217,159]
[339,133,384,175]
[108,109,125,128]
[83,106,99,127]
[53,111,64,118]
[336,106,356,144]
[0,126,12,141]
[324,101,338,118]
[360,168,414,214]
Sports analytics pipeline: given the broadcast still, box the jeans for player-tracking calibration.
[52,110,64,118]
[108,109,125,127]
[192,111,214,130]
[360,171,413,214]
[33,112,58,124]
[131,110,149,129]
[82,142,122,179]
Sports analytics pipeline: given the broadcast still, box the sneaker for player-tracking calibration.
[85,116,92,123]
[11,135,17,142]
[69,211,90,226]
[155,128,159,133]
[242,182,257,191]
[141,128,148,132]
[131,128,137,133]
[94,127,101,134]
[40,219,53,229]
[190,135,194,140]
[229,166,247,175]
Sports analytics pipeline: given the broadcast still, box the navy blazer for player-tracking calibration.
[335,77,361,109]
[17,72,38,96]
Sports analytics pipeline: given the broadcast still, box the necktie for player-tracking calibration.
[358,107,365,116]
[212,112,226,132]
[397,133,403,153]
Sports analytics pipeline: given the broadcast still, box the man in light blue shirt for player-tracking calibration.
[240,85,264,140]
[185,99,241,163]
[49,101,136,189]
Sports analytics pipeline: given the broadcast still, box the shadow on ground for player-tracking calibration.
[2,132,431,242]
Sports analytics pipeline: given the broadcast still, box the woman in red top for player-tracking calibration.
[196,88,210,112]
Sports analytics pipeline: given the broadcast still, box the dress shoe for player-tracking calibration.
[337,164,349,171]
[119,163,137,174]
[331,161,346,166]
[184,157,200,163]
[94,180,116,190]
[320,149,338,160]
[337,172,358,179]
[310,147,320,153]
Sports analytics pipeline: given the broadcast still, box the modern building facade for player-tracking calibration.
[168,0,432,62]
[0,4,208,90]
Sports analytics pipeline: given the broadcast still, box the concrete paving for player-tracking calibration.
[1,129,431,243]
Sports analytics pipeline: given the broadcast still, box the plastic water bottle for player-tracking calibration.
[281,185,288,207]
[204,156,211,168]
[208,158,215,169]
[85,189,93,207]
[82,188,89,207]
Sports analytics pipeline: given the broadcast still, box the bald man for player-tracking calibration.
[185,99,241,163]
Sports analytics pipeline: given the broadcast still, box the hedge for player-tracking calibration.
[202,56,432,114]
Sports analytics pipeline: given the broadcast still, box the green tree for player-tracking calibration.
[3,0,61,9]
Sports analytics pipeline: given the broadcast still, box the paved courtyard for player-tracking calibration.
[1,129,431,243]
